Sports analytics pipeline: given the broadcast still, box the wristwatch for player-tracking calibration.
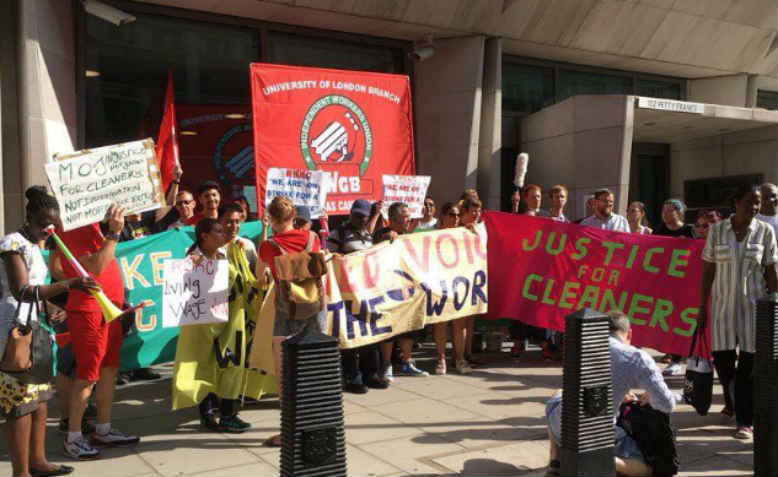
[104,232,121,241]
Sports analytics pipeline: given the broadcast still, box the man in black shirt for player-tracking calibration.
[328,200,386,393]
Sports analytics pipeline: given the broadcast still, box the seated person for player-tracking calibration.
[544,311,682,477]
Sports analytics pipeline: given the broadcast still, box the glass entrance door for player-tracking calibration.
[628,143,670,228]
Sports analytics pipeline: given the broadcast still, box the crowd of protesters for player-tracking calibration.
[0,166,776,477]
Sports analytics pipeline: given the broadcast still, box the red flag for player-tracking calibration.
[155,70,179,193]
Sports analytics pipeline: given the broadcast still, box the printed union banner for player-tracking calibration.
[322,225,488,348]
[484,211,705,357]
[250,63,415,215]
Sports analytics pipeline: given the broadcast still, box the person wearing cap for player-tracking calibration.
[293,206,312,231]
[327,199,387,393]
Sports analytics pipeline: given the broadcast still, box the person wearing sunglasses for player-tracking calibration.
[413,197,438,232]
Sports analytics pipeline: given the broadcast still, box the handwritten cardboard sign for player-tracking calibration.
[161,257,229,328]
[381,174,431,218]
[45,139,165,231]
[264,167,329,218]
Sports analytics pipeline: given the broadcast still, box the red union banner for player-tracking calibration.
[250,63,415,215]
[484,211,707,357]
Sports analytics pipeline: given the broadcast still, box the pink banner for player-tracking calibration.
[484,211,707,357]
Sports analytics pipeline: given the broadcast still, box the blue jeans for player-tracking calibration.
[545,394,645,463]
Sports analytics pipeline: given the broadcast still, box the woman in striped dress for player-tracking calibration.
[699,184,778,440]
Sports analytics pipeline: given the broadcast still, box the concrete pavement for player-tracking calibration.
[0,344,753,476]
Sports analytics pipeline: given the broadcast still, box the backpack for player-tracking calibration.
[617,401,679,477]
[268,231,327,320]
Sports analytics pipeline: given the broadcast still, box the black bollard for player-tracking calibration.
[560,308,616,476]
[755,294,778,476]
[280,327,347,477]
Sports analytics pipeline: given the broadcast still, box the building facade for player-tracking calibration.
[1,0,776,231]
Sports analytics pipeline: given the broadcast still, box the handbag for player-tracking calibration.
[683,328,713,416]
[0,286,54,385]
[617,401,679,477]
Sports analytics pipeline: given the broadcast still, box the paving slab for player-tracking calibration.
[0,345,756,476]
[430,440,549,476]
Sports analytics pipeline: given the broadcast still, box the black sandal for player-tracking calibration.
[31,465,75,477]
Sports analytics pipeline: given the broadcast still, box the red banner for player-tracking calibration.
[175,104,254,201]
[484,211,706,357]
[250,63,415,215]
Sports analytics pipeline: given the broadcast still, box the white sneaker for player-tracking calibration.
[434,359,447,375]
[663,363,683,376]
[380,363,395,383]
[455,360,472,375]
[397,361,429,377]
[91,427,140,447]
[63,435,100,460]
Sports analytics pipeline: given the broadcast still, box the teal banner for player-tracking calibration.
[46,221,266,371]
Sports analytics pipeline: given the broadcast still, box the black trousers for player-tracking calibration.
[341,344,379,385]
[199,393,238,419]
[712,350,754,427]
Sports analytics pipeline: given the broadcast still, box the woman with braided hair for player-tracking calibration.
[0,186,98,476]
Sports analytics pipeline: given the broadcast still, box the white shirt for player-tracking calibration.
[703,218,778,353]
[538,209,567,223]
[756,213,778,239]
[0,232,48,357]
[580,214,630,232]
[415,218,438,231]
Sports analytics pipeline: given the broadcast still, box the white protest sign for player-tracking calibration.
[45,138,165,231]
[264,167,329,218]
[381,174,431,219]
[162,257,229,328]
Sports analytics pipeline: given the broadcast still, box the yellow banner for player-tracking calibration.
[323,225,488,348]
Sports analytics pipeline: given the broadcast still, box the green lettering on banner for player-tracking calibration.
[571,237,590,260]
[600,289,627,314]
[541,278,556,305]
[643,247,663,274]
[667,249,690,278]
[674,307,699,337]
[558,281,580,309]
[649,298,673,331]
[578,285,601,310]
[600,241,624,266]
[544,232,566,256]
[627,293,652,325]
[522,274,541,301]
[522,230,541,251]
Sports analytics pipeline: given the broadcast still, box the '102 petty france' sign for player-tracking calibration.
[45,139,165,231]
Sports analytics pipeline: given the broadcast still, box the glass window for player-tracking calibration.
[265,31,402,73]
[757,90,778,110]
[637,78,682,100]
[85,13,258,147]
[557,69,633,101]
[502,62,554,114]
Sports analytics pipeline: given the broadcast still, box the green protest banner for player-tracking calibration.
[45,221,265,371]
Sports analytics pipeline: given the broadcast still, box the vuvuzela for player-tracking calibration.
[44,225,124,322]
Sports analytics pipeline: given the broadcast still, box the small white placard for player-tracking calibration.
[162,257,229,328]
[381,174,431,219]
